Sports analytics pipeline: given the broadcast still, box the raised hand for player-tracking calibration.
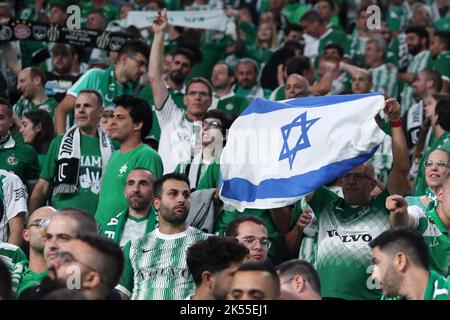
[152,9,168,35]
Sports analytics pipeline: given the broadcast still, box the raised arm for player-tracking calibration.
[55,95,76,135]
[384,97,409,196]
[149,10,169,110]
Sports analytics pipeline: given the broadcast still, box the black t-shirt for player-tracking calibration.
[44,72,81,102]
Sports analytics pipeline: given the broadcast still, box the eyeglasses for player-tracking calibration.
[128,56,148,69]
[342,173,373,183]
[28,218,49,229]
[187,91,210,98]
[202,120,222,130]
[424,160,450,169]
[280,276,297,285]
[239,236,271,249]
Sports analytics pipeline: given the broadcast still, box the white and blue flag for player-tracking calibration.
[219,93,387,211]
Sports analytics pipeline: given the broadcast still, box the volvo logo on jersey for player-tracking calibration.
[327,229,373,243]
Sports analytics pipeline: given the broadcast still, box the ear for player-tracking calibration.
[153,197,160,211]
[23,228,30,242]
[83,271,102,290]
[134,121,143,133]
[202,271,214,290]
[293,275,305,293]
[35,123,42,133]
[395,252,407,272]
[183,94,189,106]
[436,187,444,203]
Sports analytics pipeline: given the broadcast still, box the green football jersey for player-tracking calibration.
[369,64,398,99]
[0,135,39,184]
[13,96,58,119]
[15,261,48,299]
[117,226,209,300]
[95,144,163,225]
[40,134,111,215]
[409,206,450,277]
[427,51,450,87]
[0,241,26,266]
[307,187,390,300]
[423,271,449,300]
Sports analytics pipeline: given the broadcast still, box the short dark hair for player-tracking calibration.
[317,0,336,10]
[422,70,443,92]
[434,31,450,50]
[235,261,280,297]
[172,47,197,66]
[78,89,104,107]
[55,208,98,237]
[202,109,231,137]
[0,97,13,117]
[154,173,190,199]
[22,109,55,154]
[284,23,303,34]
[117,39,150,62]
[324,43,344,58]
[28,67,46,85]
[276,259,321,295]
[435,96,450,131]
[225,215,266,238]
[0,258,11,300]
[113,95,153,141]
[369,227,430,270]
[215,61,234,77]
[300,10,324,25]
[186,77,213,97]
[186,236,249,285]
[285,56,311,77]
[405,26,430,48]
[77,234,124,291]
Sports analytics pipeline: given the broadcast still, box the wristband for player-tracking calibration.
[391,118,402,128]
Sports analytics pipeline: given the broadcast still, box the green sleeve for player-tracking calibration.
[196,160,221,190]
[12,247,27,264]
[68,69,103,96]
[371,188,390,215]
[40,136,62,181]
[24,145,40,182]
[136,148,164,179]
[47,99,59,118]
[306,186,338,219]
[117,240,134,298]
[434,55,450,81]
[138,86,155,106]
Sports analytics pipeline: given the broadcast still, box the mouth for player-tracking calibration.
[174,205,187,212]
[250,254,263,261]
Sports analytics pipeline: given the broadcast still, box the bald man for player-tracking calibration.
[284,74,311,99]
[15,206,56,298]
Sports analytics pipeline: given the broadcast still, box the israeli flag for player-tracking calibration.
[219,93,387,212]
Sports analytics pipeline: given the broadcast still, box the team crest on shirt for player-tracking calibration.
[7,155,18,166]
[225,103,234,111]
[119,163,128,177]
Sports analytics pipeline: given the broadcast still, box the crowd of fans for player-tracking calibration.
[0,0,449,300]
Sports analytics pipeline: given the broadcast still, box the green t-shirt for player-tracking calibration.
[95,144,163,225]
[0,241,26,267]
[368,64,398,99]
[414,132,450,196]
[240,45,275,65]
[269,85,285,101]
[40,134,111,215]
[0,135,39,184]
[215,95,250,117]
[434,17,450,32]
[412,207,450,277]
[307,187,390,300]
[16,261,48,299]
[68,66,136,109]
[235,86,272,100]
[79,1,119,27]
[116,227,209,300]
[13,96,58,119]
[427,51,450,86]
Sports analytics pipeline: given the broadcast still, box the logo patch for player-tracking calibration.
[96,31,111,49]
[7,155,18,166]
[47,25,60,42]
[32,25,47,40]
[0,26,12,41]
[109,36,126,51]
[13,24,31,39]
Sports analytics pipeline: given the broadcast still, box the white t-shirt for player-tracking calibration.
[0,170,28,242]
[156,96,202,173]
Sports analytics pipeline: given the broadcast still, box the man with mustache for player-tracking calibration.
[116,173,209,300]
[99,168,157,247]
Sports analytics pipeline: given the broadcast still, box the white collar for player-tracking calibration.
[2,134,15,149]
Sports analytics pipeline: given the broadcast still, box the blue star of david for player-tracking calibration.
[279,112,320,170]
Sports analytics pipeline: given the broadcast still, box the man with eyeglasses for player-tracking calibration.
[12,206,55,298]
[225,215,271,263]
[18,208,98,300]
[54,40,150,134]
[298,97,410,300]
[386,169,450,277]
[149,10,214,173]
